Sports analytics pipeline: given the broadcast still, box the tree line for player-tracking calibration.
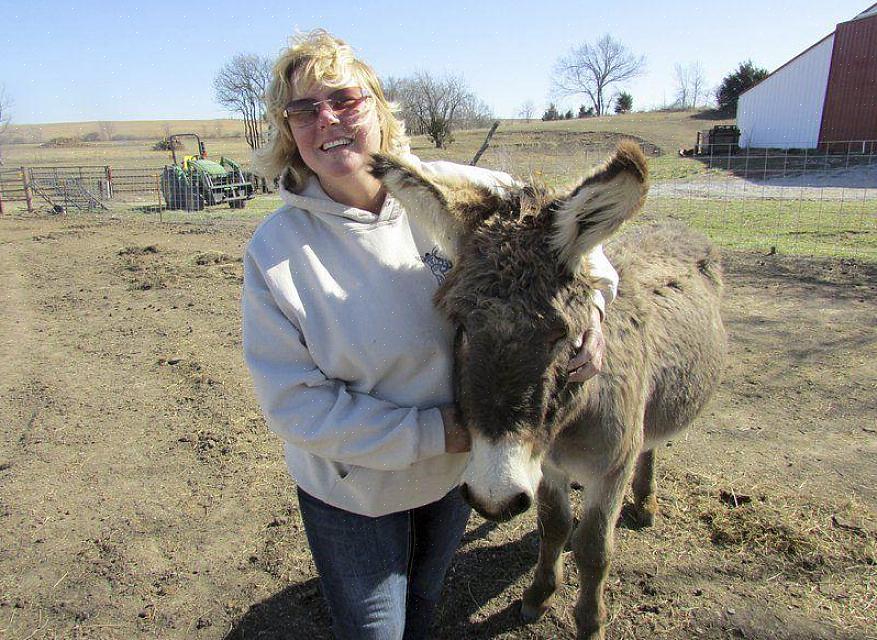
[211,33,767,153]
[382,73,493,149]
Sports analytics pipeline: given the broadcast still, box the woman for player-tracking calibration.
[242,29,618,640]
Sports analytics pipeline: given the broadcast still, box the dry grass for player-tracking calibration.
[3,110,872,262]
[650,467,877,638]
[412,109,732,164]
[6,118,244,144]
[2,109,729,171]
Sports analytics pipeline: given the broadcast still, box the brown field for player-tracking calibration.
[2,109,730,171]
[4,119,246,145]
[0,207,874,639]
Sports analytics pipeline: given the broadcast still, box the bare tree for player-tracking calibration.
[214,53,272,150]
[690,63,707,108]
[97,121,116,142]
[551,34,645,116]
[383,75,423,135]
[385,72,492,148]
[0,86,11,166]
[674,62,708,108]
[674,64,690,109]
[517,100,536,122]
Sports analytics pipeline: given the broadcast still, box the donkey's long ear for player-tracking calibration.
[551,141,648,273]
[370,153,501,259]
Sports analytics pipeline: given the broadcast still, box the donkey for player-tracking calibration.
[369,142,726,640]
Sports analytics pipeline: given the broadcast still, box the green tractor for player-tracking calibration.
[160,133,254,211]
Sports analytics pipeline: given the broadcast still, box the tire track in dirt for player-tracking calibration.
[0,221,96,637]
[0,217,301,639]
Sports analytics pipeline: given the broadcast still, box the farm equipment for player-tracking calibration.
[160,133,254,210]
[695,125,741,155]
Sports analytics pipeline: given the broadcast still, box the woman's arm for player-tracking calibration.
[242,250,452,471]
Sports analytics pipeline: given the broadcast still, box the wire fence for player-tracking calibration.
[480,137,876,261]
[0,165,165,214]
[0,163,269,217]
[1,138,874,260]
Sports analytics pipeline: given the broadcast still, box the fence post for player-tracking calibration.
[0,179,5,215]
[106,165,113,198]
[21,167,33,213]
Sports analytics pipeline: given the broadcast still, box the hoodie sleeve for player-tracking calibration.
[583,244,617,318]
[242,246,447,472]
[418,158,619,315]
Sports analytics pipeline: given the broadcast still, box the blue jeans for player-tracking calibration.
[297,486,471,640]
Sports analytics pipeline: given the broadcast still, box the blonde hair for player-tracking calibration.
[253,29,409,191]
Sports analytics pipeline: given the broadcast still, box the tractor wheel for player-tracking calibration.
[185,188,205,212]
[160,167,186,209]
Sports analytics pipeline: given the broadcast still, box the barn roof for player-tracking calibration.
[739,3,876,99]
[852,2,877,20]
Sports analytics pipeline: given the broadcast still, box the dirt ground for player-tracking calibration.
[0,212,874,640]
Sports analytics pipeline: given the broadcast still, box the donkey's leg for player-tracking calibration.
[631,448,658,528]
[521,466,573,622]
[570,463,635,640]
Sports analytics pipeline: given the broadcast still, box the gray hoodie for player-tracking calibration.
[242,158,618,516]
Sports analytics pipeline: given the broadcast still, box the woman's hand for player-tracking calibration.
[440,405,471,453]
[568,306,605,382]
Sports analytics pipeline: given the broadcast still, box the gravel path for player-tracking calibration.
[652,163,877,200]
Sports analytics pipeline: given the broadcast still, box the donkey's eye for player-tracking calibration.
[455,324,470,351]
[546,327,567,349]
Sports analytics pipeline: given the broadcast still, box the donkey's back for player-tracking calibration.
[555,221,726,475]
[607,222,725,447]
[554,224,725,467]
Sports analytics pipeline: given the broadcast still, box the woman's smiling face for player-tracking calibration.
[288,74,382,196]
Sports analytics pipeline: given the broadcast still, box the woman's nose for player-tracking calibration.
[316,103,340,126]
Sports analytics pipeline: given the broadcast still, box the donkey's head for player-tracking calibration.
[370,142,648,522]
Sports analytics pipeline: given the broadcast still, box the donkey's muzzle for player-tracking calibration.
[459,483,532,522]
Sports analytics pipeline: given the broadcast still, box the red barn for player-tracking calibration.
[738,4,877,149]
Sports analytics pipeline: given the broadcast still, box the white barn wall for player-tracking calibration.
[737,35,834,149]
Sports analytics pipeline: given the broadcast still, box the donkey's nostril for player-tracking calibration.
[510,491,532,517]
[459,483,472,505]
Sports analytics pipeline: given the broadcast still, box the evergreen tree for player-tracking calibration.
[716,60,769,114]
[542,102,560,121]
[614,91,633,114]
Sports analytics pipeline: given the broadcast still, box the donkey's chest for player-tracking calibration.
[547,403,642,480]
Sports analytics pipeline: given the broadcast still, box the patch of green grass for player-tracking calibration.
[148,195,282,223]
[648,156,716,181]
[644,196,877,260]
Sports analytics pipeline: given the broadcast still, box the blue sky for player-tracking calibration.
[1,0,870,123]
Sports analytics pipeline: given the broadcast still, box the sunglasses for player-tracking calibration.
[283,87,372,128]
